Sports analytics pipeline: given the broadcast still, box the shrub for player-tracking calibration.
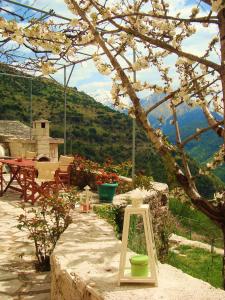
[71,155,100,190]
[104,159,132,178]
[96,169,119,184]
[17,190,78,271]
[133,174,154,190]
[116,180,133,194]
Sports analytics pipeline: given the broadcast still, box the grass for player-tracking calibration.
[93,205,148,254]
[128,215,147,255]
[169,197,223,248]
[167,245,223,289]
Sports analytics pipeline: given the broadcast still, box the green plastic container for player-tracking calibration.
[130,255,149,277]
[98,183,118,203]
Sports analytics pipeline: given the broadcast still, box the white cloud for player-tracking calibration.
[79,81,111,91]
[27,0,73,18]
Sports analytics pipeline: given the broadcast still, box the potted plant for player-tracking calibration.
[96,170,119,203]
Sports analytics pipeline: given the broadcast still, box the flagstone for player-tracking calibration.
[21,272,50,283]
[0,271,18,281]
[20,293,50,300]
[21,283,50,293]
[0,293,14,300]
[0,279,23,294]
[0,255,10,262]
[0,195,50,300]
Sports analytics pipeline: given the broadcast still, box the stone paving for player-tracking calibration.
[0,191,50,300]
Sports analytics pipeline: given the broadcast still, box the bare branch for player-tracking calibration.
[108,20,221,72]
[181,120,224,147]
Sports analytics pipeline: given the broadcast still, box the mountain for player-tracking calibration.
[139,94,223,163]
[93,90,224,184]
[89,89,130,114]
[89,90,114,109]
[143,94,225,183]
[162,108,223,162]
[142,93,190,124]
[0,63,167,183]
[0,63,224,197]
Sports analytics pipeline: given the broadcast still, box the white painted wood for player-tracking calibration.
[118,204,158,286]
[118,209,131,282]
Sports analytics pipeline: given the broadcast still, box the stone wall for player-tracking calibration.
[51,184,169,300]
[51,198,225,300]
[51,212,121,300]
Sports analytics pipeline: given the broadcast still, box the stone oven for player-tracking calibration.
[0,120,63,161]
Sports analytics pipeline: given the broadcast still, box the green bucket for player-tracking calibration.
[130,255,149,277]
[98,183,118,203]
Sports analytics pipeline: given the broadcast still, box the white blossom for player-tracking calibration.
[191,7,199,16]
[211,0,224,12]
[132,56,149,71]
[40,62,56,75]
[70,19,79,26]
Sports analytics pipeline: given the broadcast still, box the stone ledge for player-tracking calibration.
[51,210,225,300]
[113,182,168,207]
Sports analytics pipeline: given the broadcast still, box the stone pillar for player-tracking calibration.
[32,120,50,158]
[32,120,50,139]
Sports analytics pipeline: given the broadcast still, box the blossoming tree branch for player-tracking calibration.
[1,0,225,287]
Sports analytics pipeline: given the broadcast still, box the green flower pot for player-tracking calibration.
[98,183,118,203]
[130,255,149,277]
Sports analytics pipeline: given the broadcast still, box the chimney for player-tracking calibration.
[32,120,50,158]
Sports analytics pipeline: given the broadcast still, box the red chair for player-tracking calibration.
[0,162,3,196]
[24,162,60,203]
[57,156,74,188]
[0,162,7,196]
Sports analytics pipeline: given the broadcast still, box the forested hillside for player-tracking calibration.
[0,63,167,180]
[0,63,224,197]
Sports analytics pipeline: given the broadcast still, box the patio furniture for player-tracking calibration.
[24,162,60,203]
[0,158,34,198]
[57,155,74,187]
[0,162,3,195]
[0,159,63,204]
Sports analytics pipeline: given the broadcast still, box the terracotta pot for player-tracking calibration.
[80,203,91,212]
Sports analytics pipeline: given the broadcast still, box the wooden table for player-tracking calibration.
[0,159,35,200]
[0,159,71,204]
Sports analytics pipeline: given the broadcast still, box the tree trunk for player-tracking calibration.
[222,226,225,290]
[218,8,225,149]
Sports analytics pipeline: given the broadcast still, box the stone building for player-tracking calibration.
[0,120,63,161]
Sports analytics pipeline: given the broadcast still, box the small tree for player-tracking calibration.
[17,192,77,270]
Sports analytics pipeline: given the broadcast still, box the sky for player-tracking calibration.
[0,0,218,105]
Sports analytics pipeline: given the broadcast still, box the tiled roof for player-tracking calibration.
[0,120,30,139]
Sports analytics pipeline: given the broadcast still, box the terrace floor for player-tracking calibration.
[0,191,50,300]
